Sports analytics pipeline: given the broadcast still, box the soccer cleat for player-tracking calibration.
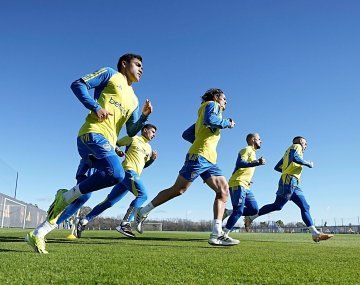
[222,208,232,221]
[66,234,77,240]
[47,189,69,225]
[134,207,148,234]
[244,216,253,232]
[116,222,135,238]
[25,231,48,254]
[312,233,334,243]
[208,233,240,246]
[75,219,87,238]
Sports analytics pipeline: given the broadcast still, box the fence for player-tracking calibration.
[0,192,47,229]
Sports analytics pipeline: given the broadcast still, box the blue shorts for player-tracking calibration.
[276,175,299,200]
[179,154,223,182]
[77,133,116,160]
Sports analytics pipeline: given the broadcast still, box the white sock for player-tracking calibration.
[309,225,320,235]
[141,203,155,216]
[63,185,82,203]
[212,219,222,236]
[33,220,57,238]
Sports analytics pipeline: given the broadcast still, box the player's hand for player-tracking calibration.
[258,157,266,165]
[115,147,125,157]
[142,99,153,116]
[228,118,236,128]
[151,150,158,160]
[307,161,314,168]
[96,108,113,121]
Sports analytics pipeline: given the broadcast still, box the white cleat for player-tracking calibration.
[134,207,148,234]
[208,233,240,246]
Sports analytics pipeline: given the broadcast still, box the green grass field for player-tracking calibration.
[0,229,359,284]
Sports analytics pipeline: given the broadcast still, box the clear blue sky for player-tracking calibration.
[1,1,359,226]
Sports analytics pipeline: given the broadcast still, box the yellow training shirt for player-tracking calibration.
[117,135,152,175]
[281,144,304,182]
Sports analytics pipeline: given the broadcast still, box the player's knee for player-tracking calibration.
[248,206,259,216]
[274,204,284,211]
[216,188,228,202]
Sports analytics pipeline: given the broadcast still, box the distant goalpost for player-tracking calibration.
[142,222,163,231]
[1,197,27,228]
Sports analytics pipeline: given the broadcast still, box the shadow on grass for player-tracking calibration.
[0,248,26,253]
[0,236,26,243]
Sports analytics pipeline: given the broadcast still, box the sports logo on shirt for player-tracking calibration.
[109,97,130,117]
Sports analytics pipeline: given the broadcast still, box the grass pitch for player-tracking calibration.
[0,229,359,284]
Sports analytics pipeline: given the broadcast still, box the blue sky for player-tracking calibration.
[1,1,359,226]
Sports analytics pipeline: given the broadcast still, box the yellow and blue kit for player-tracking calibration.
[117,135,153,175]
[180,101,232,182]
[225,146,261,231]
[71,67,148,195]
[256,143,315,227]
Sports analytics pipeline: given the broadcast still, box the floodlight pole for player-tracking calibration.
[14,171,19,199]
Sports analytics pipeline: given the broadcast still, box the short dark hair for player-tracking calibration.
[246,133,256,144]
[293,136,305,144]
[117,53,142,72]
[142,123,157,132]
[201,88,224,102]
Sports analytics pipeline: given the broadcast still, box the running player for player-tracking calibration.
[244,136,334,242]
[222,133,265,238]
[26,53,153,254]
[76,123,157,238]
[134,88,239,246]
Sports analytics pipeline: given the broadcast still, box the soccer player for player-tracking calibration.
[134,88,239,246]
[222,133,265,238]
[76,123,158,238]
[244,136,334,242]
[26,53,153,254]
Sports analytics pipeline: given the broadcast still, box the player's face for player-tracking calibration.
[215,93,227,110]
[123,58,143,84]
[143,127,156,141]
[300,138,307,151]
[254,134,262,149]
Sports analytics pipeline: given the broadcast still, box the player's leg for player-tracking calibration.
[244,178,290,230]
[135,175,192,233]
[26,159,93,252]
[117,171,147,237]
[76,180,128,238]
[47,134,125,225]
[204,173,239,246]
[291,188,333,242]
[243,190,259,216]
[134,154,200,233]
[224,186,246,234]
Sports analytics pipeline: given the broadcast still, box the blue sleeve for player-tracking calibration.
[233,155,259,173]
[70,67,116,112]
[274,158,283,173]
[182,124,196,143]
[126,105,148,137]
[144,158,155,168]
[203,102,231,129]
[290,149,311,167]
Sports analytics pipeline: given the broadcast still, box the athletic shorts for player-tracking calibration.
[276,174,300,200]
[77,133,117,160]
[179,153,223,182]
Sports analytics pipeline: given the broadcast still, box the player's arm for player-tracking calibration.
[71,67,115,113]
[274,158,283,173]
[290,149,314,168]
[203,102,234,129]
[115,136,133,157]
[233,149,263,172]
[126,100,153,137]
[182,124,195,143]
[144,150,157,168]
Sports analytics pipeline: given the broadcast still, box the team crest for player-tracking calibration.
[102,143,112,151]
